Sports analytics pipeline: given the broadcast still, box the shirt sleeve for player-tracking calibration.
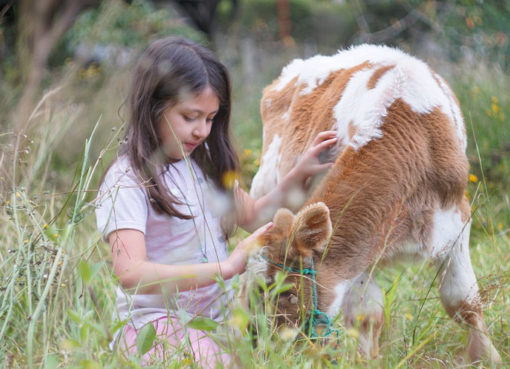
[95,162,148,242]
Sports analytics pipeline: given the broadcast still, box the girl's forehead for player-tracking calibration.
[176,86,219,111]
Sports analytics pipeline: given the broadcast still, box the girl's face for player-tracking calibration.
[158,85,219,160]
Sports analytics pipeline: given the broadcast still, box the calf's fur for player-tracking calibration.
[249,44,500,362]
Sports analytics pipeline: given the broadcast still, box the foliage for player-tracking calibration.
[219,0,510,70]
[217,0,356,50]
[417,0,509,68]
[57,0,205,66]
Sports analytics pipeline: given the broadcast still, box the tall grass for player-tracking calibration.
[1,47,509,368]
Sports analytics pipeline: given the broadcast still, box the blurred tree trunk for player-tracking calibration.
[277,0,291,43]
[1,0,100,193]
[13,0,100,136]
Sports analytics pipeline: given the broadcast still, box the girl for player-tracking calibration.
[95,37,337,367]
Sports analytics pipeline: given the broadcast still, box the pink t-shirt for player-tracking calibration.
[95,156,233,329]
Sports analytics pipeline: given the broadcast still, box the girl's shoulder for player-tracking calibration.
[101,155,141,189]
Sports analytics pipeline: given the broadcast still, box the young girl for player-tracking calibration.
[95,37,337,367]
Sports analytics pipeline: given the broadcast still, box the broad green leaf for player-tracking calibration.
[44,354,59,369]
[67,309,82,324]
[80,359,101,369]
[43,224,60,243]
[187,316,219,332]
[272,283,293,295]
[79,260,92,284]
[80,323,89,342]
[136,323,156,355]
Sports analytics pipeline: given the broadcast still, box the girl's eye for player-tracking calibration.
[183,115,196,122]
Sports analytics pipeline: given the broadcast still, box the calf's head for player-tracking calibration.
[258,202,332,327]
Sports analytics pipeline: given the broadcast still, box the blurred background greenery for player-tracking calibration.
[0,0,509,367]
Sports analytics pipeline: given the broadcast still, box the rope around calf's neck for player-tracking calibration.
[261,255,340,340]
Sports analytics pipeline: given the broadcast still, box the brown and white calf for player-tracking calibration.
[248,44,500,362]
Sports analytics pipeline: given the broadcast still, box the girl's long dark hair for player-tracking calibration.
[120,37,239,219]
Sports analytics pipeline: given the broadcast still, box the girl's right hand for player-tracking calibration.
[225,222,273,277]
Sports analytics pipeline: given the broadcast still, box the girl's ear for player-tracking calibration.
[293,202,332,257]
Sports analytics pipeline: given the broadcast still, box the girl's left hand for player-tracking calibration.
[226,222,274,276]
[288,130,337,189]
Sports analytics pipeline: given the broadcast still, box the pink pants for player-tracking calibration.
[119,316,231,368]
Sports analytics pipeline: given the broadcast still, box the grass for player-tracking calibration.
[1,44,509,368]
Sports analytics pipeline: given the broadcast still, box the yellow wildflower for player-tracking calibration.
[491,96,498,104]
[469,174,478,183]
[497,222,503,231]
[492,103,499,113]
[405,313,413,321]
[222,171,239,189]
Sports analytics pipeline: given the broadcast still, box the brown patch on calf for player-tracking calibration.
[306,99,468,282]
[260,76,299,153]
[347,121,357,141]
[443,300,484,328]
[261,62,372,178]
[459,195,471,223]
[367,65,395,89]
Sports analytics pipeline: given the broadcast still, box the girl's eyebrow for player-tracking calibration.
[183,108,219,114]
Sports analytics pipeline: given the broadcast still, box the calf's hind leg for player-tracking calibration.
[436,216,500,363]
[341,272,384,358]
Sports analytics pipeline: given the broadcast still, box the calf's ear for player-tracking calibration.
[258,208,294,247]
[273,208,294,229]
[293,202,332,257]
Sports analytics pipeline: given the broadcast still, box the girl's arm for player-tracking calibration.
[109,223,272,294]
[238,131,338,232]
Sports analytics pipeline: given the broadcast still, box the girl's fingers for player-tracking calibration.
[307,162,334,176]
[312,131,337,145]
[240,222,273,253]
[309,137,337,156]
[242,222,273,242]
[252,222,274,237]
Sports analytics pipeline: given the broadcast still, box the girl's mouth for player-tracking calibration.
[185,142,199,151]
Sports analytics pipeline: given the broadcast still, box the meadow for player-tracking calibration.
[1,13,510,369]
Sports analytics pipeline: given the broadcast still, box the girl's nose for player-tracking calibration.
[193,119,209,138]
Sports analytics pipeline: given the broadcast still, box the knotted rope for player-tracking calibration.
[261,255,340,340]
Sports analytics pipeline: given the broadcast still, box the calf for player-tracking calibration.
[248,44,500,363]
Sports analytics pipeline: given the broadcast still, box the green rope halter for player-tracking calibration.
[262,255,340,340]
